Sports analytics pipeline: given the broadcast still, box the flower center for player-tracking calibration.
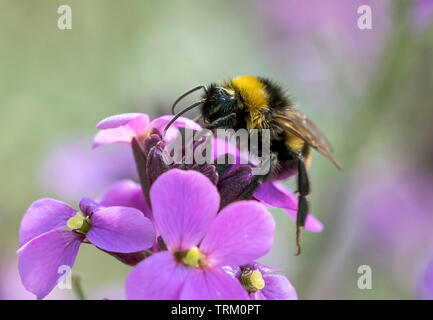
[67,212,91,234]
[240,269,265,292]
[178,246,206,268]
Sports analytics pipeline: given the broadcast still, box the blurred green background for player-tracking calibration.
[1,0,433,299]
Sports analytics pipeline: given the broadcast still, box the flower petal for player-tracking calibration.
[149,115,202,134]
[150,115,202,142]
[18,230,83,300]
[98,180,152,220]
[250,290,267,300]
[254,181,297,210]
[150,169,220,251]
[180,267,248,300]
[302,214,324,233]
[93,114,150,148]
[254,181,324,232]
[261,274,298,300]
[86,206,155,253]
[79,197,101,217]
[200,201,275,267]
[125,251,190,300]
[96,113,148,130]
[19,199,76,246]
[250,262,279,274]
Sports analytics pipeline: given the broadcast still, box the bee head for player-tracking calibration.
[201,84,237,123]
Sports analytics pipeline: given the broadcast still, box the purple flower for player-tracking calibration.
[18,197,155,299]
[96,126,323,240]
[93,113,201,148]
[125,169,275,300]
[129,131,245,209]
[224,262,298,300]
[102,132,323,236]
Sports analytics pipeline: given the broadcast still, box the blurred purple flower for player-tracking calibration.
[125,169,275,300]
[18,197,155,299]
[224,262,297,300]
[257,0,391,104]
[260,0,390,59]
[38,137,136,201]
[418,256,433,299]
[347,161,433,293]
[413,0,433,31]
[354,164,433,254]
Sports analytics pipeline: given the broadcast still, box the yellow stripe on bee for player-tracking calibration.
[227,75,269,130]
[285,133,305,153]
[305,153,312,168]
[285,133,312,168]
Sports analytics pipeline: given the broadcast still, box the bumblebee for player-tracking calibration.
[165,75,340,254]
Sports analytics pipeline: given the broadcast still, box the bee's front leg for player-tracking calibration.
[204,113,237,130]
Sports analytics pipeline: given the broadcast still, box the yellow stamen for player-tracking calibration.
[67,212,91,234]
[240,269,265,292]
[181,246,206,268]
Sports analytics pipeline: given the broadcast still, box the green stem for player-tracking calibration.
[72,275,86,300]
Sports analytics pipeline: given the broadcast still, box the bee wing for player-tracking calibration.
[275,108,341,170]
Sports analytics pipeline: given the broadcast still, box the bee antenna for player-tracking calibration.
[171,85,207,115]
[163,99,205,138]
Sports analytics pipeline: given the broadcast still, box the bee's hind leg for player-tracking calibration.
[289,151,310,256]
[239,150,310,255]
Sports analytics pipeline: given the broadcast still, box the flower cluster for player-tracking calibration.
[17,112,323,300]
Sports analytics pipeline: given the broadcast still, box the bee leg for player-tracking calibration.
[204,113,237,130]
[291,152,310,256]
[194,113,238,144]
